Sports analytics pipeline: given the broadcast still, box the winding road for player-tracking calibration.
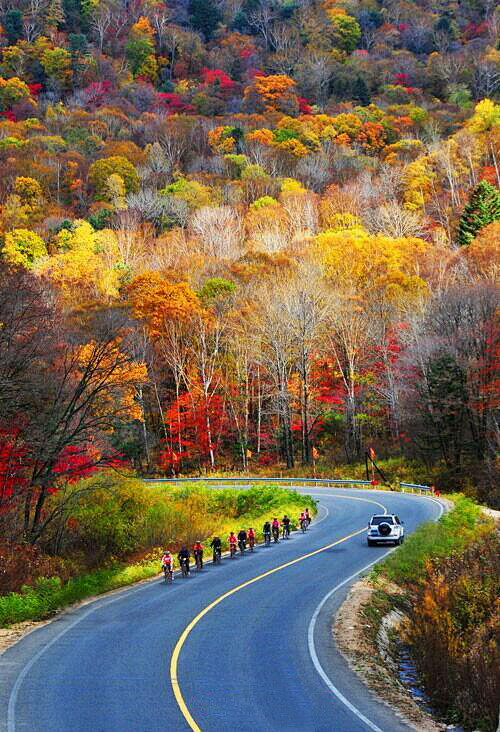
[0,488,443,732]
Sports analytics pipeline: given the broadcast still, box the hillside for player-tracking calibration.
[0,0,499,548]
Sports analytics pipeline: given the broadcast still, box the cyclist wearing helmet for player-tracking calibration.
[193,541,204,568]
[272,517,280,542]
[210,536,222,562]
[263,521,271,544]
[177,545,190,574]
[161,550,174,578]
[247,527,256,549]
[237,528,247,551]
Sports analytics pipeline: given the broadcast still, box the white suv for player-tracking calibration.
[367,515,404,546]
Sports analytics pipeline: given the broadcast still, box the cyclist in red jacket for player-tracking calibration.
[228,531,237,556]
[271,517,280,543]
[193,541,204,569]
[161,550,173,575]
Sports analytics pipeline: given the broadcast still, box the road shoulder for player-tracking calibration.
[333,577,446,732]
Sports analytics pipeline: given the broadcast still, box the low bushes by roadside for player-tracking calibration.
[406,533,499,732]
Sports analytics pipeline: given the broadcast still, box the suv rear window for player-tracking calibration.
[371,516,394,525]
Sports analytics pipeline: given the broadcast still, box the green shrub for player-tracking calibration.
[1,481,317,626]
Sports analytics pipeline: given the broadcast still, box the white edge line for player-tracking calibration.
[307,495,444,732]
[7,492,444,732]
[7,577,160,732]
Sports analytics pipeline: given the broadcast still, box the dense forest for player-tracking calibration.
[0,0,499,547]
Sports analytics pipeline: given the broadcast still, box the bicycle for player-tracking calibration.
[248,536,255,552]
[272,527,279,543]
[213,547,221,564]
[180,558,189,577]
[264,531,271,546]
[238,539,246,555]
[300,518,307,533]
[282,524,290,539]
[194,552,203,571]
[230,543,237,558]
[163,566,173,584]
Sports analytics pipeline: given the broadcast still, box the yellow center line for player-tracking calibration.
[169,510,383,731]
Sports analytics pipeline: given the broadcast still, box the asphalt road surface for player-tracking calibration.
[0,488,443,732]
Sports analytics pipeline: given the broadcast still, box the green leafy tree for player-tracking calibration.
[3,10,23,45]
[41,48,73,89]
[352,76,371,106]
[88,156,140,200]
[198,277,236,306]
[329,14,361,53]
[457,181,500,246]
[126,38,155,75]
[188,0,222,40]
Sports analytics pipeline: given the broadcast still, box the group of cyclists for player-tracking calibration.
[161,509,311,581]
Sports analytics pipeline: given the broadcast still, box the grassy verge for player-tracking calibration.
[0,483,316,627]
[371,493,490,584]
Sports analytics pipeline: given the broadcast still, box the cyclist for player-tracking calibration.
[248,527,256,550]
[282,514,290,538]
[210,536,222,563]
[263,521,271,545]
[177,545,190,575]
[193,540,204,569]
[304,508,311,526]
[161,550,174,580]
[237,528,247,554]
[228,531,238,557]
[299,511,307,531]
[272,517,280,543]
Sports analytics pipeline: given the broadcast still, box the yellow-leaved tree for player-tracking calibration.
[77,339,148,424]
[2,229,47,269]
[315,226,429,460]
[39,221,121,305]
[316,227,429,303]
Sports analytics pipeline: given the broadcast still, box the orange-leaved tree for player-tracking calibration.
[128,273,205,464]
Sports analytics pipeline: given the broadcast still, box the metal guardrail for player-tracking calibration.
[143,477,433,493]
[400,483,432,492]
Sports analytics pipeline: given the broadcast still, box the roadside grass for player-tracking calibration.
[0,484,316,627]
[371,493,492,585]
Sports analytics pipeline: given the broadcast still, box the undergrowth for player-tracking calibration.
[368,494,498,732]
[0,482,316,627]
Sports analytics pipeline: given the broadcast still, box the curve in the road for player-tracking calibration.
[170,493,389,732]
[1,489,444,732]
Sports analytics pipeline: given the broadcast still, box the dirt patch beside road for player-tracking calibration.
[333,578,447,732]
